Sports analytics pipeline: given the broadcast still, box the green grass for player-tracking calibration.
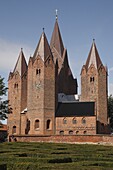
[0,142,113,169]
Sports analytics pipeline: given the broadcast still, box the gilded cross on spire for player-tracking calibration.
[56,9,58,20]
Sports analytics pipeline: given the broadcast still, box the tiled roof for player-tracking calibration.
[56,102,95,117]
[50,19,64,57]
[13,49,27,76]
[85,41,103,71]
[33,32,52,61]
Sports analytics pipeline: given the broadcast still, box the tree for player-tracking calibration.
[108,95,113,129]
[0,76,11,120]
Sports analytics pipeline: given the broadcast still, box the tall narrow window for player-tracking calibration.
[12,126,16,134]
[36,69,41,75]
[90,77,94,82]
[39,69,41,74]
[35,119,39,129]
[14,83,18,88]
[25,119,30,134]
[47,119,51,130]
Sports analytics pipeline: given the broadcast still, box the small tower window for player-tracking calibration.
[36,69,41,75]
[35,119,40,129]
[90,77,95,82]
[12,126,16,134]
[14,83,18,88]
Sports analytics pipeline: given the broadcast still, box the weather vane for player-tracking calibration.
[56,9,58,20]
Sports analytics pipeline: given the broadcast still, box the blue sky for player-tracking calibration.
[0,0,113,95]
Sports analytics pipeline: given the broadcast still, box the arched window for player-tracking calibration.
[82,118,86,124]
[25,119,30,134]
[59,130,64,135]
[63,118,67,124]
[46,119,51,130]
[69,130,73,135]
[76,131,79,134]
[72,118,77,124]
[83,131,87,134]
[35,119,39,129]
[12,126,16,134]
[39,69,41,74]
[14,83,16,88]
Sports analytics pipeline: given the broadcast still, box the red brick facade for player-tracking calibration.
[8,19,109,142]
[81,42,108,133]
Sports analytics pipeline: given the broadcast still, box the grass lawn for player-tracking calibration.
[0,142,113,170]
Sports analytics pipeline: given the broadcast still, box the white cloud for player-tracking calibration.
[109,67,113,72]
[0,38,32,76]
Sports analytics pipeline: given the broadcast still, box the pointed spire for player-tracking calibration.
[85,40,103,70]
[13,48,27,76]
[50,18,64,57]
[33,31,52,61]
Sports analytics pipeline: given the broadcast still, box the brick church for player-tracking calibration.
[7,16,109,139]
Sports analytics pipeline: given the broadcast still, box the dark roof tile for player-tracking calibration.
[56,102,95,117]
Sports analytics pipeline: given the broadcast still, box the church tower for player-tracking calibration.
[8,49,27,136]
[81,40,108,133]
[27,31,56,135]
[50,17,77,95]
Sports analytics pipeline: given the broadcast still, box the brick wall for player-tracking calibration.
[8,72,22,135]
[12,134,113,145]
[27,57,45,135]
[81,64,108,133]
[56,116,96,135]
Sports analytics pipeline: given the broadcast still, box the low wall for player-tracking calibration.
[10,134,113,145]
